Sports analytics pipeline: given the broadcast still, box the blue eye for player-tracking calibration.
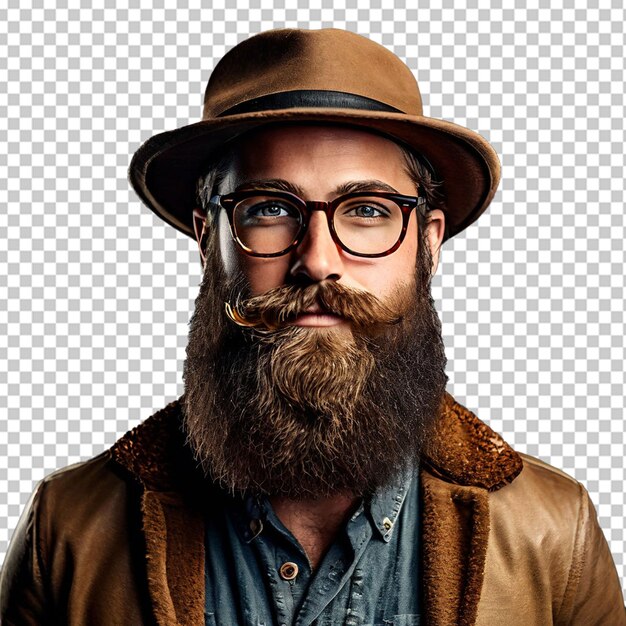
[344,203,390,219]
[354,205,383,218]
[247,201,298,218]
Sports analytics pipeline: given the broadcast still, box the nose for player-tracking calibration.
[289,211,344,283]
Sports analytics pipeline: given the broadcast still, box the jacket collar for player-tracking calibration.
[424,391,523,491]
[109,392,523,626]
[110,391,523,494]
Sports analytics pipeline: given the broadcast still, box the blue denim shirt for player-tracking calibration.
[204,469,421,626]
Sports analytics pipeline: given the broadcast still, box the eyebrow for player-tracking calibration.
[234,178,400,196]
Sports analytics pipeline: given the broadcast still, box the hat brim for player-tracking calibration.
[129,108,500,242]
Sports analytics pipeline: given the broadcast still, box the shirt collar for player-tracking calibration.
[228,468,415,545]
[365,467,414,542]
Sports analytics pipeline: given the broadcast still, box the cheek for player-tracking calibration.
[217,212,291,293]
[242,258,292,295]
[347,217,419,299]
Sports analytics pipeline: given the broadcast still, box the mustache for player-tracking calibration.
[225,280,403,332]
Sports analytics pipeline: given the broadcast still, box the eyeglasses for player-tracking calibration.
[210,190,427,258]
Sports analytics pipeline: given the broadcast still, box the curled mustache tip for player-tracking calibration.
[225,301,261,328]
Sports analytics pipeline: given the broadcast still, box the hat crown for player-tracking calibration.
[130,28,499,244]
[203,28,423,119]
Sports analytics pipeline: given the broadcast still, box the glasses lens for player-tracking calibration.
[334,196,403,254]
[233,195,303,254]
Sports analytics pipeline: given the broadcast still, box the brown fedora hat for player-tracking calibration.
[129,28,500,242]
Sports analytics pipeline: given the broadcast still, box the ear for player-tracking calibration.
[424,209,445,275]
[192,208,208,268]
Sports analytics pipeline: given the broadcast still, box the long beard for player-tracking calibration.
[182,232,448,499]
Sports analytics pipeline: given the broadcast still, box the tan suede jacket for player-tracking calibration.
[1,393,624,625]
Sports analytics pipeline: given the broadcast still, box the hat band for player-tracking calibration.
[217,90,404,117]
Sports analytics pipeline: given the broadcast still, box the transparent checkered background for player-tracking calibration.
[1,0,624,600]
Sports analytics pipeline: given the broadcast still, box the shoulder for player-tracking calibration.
[518,451,580,484]
[36,398,188,510]
[40,450,121,495]
[1,427,168,622]
[32,398,197,536]
[483,453,626,622]
[515,451,583,496]
[488,451,589,542]
[0,450,138,615]
[495,452,586,515]
[27,451,137,549]
[485,451,604,603]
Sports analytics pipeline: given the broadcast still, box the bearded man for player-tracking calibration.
[1,28,624,626]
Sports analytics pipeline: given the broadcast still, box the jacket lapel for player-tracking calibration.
[420,472,491,625]
[142,490,205,626]
[420,393,523,626]
[111,400,207,626]
[110,393,523,626]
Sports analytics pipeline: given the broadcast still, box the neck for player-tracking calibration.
[269,493,361,570]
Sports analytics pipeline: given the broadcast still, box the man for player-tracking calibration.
[1,28,624,626]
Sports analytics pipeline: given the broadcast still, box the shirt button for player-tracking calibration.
[249,519,262,534]
[279,562,299,581]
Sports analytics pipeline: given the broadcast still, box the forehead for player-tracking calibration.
[223,124,415,196]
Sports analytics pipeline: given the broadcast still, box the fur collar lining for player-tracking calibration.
[424,392,523,491]
[110,392,522,493]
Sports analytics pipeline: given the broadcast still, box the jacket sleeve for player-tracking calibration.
[0,480,51,625]
[557,484,626,625]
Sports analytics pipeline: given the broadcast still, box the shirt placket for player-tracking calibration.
[247,501,315,626]
[294,509,373,626]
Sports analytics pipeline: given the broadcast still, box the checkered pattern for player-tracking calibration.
[1,0,624,600]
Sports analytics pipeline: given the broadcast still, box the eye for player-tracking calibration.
[234,195,302,232]
[342,202,391,219]
[354,205,384,218]
[247,201,298,218]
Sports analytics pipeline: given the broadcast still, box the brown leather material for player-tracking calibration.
[128,28,501,244]
[475,455,626,625]
[0,453,153,625]
[1,395,624,625]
